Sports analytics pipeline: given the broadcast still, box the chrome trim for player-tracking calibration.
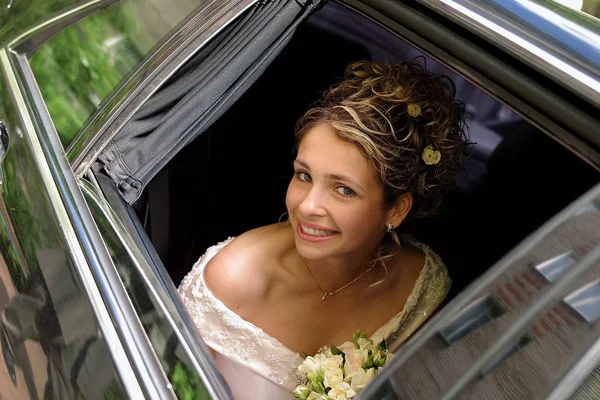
[441,243,600,398]
[1,47,172,399]
[534,252,578,283]
[361,182,600,398]
[9,0,119,55]
[438,295,506,345]
[338,0,600,167]
[543,332,600,400]
[417,0,600,107]
[576,200,600,216]
[81,176,232,399]
[563,279,600,324]
[69,0,257,175]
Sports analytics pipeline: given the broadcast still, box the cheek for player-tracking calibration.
[338,203,383,235]
[285,180,303,213]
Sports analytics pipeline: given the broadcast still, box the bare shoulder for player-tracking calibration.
[203,223,290,314]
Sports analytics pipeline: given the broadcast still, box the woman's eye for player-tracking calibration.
[336,186,355,197]
[296,171,312,182]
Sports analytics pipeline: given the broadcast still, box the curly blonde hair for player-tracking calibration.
[295,59,469,218]
[295,60,469,268]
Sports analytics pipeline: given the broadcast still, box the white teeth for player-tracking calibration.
[301,224,334,237]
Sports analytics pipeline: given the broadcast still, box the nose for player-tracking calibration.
[298,186,327,217]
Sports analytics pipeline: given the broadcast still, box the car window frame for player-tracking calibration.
[340,0,600,168]
[66,0,258,176]
[14,0,596,397]
[0,1,213,396]
[0,38,163,400]
[81,175,233,399]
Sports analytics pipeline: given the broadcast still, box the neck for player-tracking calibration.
[302,243,381,294]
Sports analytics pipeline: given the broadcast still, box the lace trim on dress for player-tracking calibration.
[177,235,451,391]
[370,237,451,350]
[178,238,303,390]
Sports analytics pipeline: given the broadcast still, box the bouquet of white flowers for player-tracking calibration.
[292,330,391,400]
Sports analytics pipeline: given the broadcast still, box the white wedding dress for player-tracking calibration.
[177,237,450,399]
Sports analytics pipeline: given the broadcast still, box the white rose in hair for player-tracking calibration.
[324,368,344,388]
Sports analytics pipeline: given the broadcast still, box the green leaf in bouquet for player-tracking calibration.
[376,339,386,352]
[331,344,343,355]
[331,344,346,363]
[353,330,360,348]
[353,329,369,348]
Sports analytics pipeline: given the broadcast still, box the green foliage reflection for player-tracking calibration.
[171,361,211,400]
[29,2,145,147]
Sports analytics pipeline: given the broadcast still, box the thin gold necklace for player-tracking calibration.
[304,259,377,300]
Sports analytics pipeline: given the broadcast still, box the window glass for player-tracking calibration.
[82,183,212,400]
[0,74,129,400]
[29,0,206,147]
[0,1,80,41]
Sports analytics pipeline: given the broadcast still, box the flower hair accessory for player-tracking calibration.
[407,103,421,117]
[422,145,441,165]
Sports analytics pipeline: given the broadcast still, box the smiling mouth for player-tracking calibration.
[300,223,336,237]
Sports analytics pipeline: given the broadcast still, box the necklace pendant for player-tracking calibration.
[321,292,329,301]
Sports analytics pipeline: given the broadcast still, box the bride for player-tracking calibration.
[178,60,469,398]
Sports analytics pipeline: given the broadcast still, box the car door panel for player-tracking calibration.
[0,47,154,398]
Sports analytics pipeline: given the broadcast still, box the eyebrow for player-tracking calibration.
[294,159,365,192]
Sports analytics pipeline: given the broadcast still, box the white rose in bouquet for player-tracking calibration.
[293,330,390,400]
[321,354,344,371]
[293,385,312,399]
[328,383,357,400]
[349,367,376,391]
[324,368,344,388]
[297,356,322,377]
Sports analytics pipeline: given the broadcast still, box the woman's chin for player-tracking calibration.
[294,237,341,260]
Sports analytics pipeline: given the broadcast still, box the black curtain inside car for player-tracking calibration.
[95,0,323,204]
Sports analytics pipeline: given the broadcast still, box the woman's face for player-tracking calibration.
[286,124,391,261]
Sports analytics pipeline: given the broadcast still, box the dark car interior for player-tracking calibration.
[111,1,600,304]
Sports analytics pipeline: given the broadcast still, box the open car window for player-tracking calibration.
[81,176,231,399]
[82,0,600,398]
[28,0,206,148]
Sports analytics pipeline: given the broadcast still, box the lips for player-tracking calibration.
[296,221,338,242]
[301,224,335,237]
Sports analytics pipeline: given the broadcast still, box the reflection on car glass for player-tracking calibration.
[563,280,600,324]
[439,295,506,345]
[1,251,124,398]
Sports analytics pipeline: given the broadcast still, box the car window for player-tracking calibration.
[28,0,206,148]
[82,178,222,400]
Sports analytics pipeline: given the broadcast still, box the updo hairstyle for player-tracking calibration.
[294,60,469,266]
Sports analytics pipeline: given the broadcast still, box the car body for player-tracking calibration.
[0,0,598,399]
